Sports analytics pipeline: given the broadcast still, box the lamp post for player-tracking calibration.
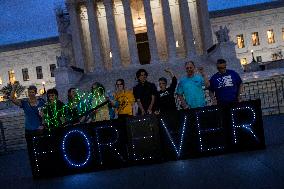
[42,81,46,94]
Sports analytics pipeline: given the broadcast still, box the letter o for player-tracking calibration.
[62,130,91,167]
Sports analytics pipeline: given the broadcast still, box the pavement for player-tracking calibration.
[0,114,284,189]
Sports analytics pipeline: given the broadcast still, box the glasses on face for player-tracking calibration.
[116,83,123,86]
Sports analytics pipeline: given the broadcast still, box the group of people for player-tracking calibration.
[10,58,243,136]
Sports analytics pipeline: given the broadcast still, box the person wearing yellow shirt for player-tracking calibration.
[114,79,135,118]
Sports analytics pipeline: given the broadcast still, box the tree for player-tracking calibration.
[0,82,26,100]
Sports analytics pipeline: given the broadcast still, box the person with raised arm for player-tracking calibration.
[10,82,45,134]
[176,61,210,109]
[155,69,177,114]
[10,82,45,177]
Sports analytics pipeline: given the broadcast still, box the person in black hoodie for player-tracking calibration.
[133,69,157,115]
[155,69,177,115]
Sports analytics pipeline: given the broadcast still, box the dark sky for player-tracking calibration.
[0,0,277,46]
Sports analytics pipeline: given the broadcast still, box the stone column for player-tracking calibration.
[86,0,104,71]
[66,2,86,70]
[161,0,177,62]
[179,0,196,59]
[196,0,213,53]
[122,0,139,65]
[142,0,159,64]
[103,0,122,68]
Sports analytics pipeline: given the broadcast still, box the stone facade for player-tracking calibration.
[54,0,238,100]
[60,0,213,73]
[0,38,61,99]
[210,1,284,67]
[2,1,284,102]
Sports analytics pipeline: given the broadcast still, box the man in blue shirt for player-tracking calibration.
[176,61,210,109]
[209,59,243,105]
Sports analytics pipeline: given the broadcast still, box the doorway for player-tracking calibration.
[136,32,151,65]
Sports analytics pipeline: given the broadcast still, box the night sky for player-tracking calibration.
[0,0,278,46]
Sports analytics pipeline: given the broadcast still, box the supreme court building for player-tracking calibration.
[53,0,240,95]
[63,0,213,71]
[5,0,284,100]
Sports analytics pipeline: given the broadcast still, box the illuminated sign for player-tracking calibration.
[28,100,265,178]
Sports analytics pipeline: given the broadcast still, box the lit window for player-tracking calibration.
[256,56,262,62]
[240,58,247,65]
[267,29,275,44]
[36,66,43,79]
[240,58,248,65]
[251,32,260,46]
[22,68,29,81]
[8,70,16,84]
[0,96,4,102]
[272,51,283,60]
[272,53,277,60]
[0,77,2,85]
[50,64,56,77]
[236,34,245,48]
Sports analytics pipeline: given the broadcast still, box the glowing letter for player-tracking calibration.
[95,125,125,165]
[62,130,91,167]
[195,108,225,152]
[231,106,258,144]
[160,115,188,158]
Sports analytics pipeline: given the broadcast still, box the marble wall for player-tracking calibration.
[211,6,284,66]
[0,41,61,98]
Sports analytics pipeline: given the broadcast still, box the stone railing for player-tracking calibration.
[0,108,26,154]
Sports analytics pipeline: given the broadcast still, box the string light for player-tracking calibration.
[62,130,91,167]
[128,118,156,161]
[32,134,54,175]
[160,115,188,158]
[28,103,264,178]
[95,125,125,165]
[42,87,107,128]
[195,108,225,152]
[231,106,257,144]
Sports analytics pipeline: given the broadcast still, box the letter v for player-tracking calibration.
[160,115,188,158]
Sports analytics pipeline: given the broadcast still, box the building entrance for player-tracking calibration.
[136,32,151,65]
